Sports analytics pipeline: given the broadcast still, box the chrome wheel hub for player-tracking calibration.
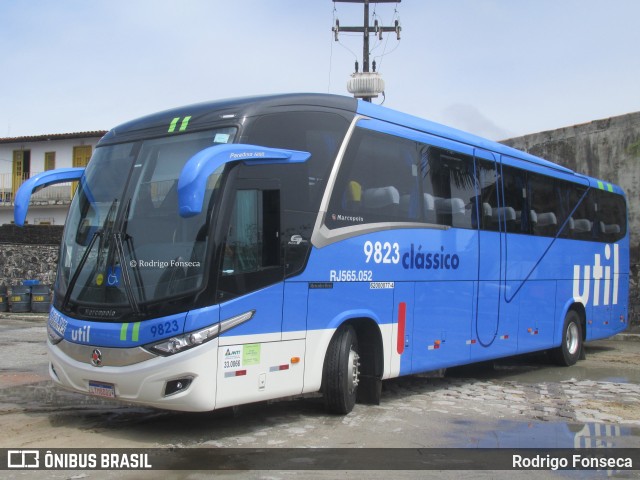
[347,347,360,393]
[566,322,579,355]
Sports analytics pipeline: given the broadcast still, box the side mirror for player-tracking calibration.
[14,168,85,226]
[177,144,310,218]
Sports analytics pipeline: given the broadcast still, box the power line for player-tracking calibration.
[332,0,401,102]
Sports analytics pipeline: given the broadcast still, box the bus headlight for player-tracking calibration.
[143,310,255,357]
[144,323,221,356]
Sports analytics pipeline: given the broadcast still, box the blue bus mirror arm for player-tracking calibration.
[13,167,85,227]
[177,143,311,218]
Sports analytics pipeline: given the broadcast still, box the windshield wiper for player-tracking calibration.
[113,232,142,315]
[61,198,119,314]
[123,232,146,303]
[117,197,146,308]
[60,229,102,313]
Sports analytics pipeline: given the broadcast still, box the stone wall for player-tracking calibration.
[0,244,58,288]
[0,224,63,245]
[0,225,62,287]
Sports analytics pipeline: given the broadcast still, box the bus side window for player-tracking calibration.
[528,173,568,238]
[476,160,499,232]
[421,146,475,229]
[595,190,626,243]
[501,166,529,234]
[326,127,418,228]
[563,185,592,240]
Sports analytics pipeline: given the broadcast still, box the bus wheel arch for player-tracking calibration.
[551,306,585,366]
[321,317,383,414]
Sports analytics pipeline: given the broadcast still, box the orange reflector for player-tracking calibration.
[291,357,300,364]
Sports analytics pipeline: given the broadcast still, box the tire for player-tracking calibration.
[550,310,583,366]
[322,325,360,414]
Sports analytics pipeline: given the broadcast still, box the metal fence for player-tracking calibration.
[0,172,74,204]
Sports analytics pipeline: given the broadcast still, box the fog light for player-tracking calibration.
[164,377,193,396]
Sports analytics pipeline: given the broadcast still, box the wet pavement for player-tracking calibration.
[1,313,640,478]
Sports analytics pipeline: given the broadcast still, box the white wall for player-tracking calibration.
[0,205,70,226]
[0,134,103,226]
[0,136,102,175]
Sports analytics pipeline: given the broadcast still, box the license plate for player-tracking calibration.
[88,381,116,398]
[33,295,45,302]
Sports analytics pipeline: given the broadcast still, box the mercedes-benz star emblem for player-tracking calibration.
[90,348,103,367]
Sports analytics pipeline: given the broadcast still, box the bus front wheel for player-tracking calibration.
[323,325,360,414]
[551,310,583,366]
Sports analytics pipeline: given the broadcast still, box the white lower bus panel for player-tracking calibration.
[215,339,305,409]
[48,338,219,412]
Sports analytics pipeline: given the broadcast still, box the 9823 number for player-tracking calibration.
[150,320,180,337]
[363,241,400,264]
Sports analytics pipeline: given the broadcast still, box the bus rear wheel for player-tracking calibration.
[323,325,360,414]
[551,310,583,366]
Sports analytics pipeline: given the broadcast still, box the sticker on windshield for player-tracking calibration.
[107,266,121,287]
[214,133,231,144]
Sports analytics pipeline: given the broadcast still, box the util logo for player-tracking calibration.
[573,243,619,306]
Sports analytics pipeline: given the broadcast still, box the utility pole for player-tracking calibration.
[332,0,401,102]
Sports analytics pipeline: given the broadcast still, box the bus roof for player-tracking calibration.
[356,100,625,196]
[98,93,623,195]
[99,93,357,145]
[356,100,575,175]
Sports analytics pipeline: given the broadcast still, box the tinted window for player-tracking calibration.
[421,146,476,228]
[595,190,626,242]
[218,188,282,300]
[246,111,349,213]
[528,173,570,237]
[561,184,593,240]
[476,160,500,232]
[245,111,350,276]
[326,128,419,229]
[500,165,531,234]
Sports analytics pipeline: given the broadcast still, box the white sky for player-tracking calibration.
[1,0,639,141]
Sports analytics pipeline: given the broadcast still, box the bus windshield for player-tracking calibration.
[57,128,236,315]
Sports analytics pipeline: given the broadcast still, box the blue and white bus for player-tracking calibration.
[16,94,629,414]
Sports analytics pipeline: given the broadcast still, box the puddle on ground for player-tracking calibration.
[445,342,640,385]
[445,419,640,478]
[452,418,640,449]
